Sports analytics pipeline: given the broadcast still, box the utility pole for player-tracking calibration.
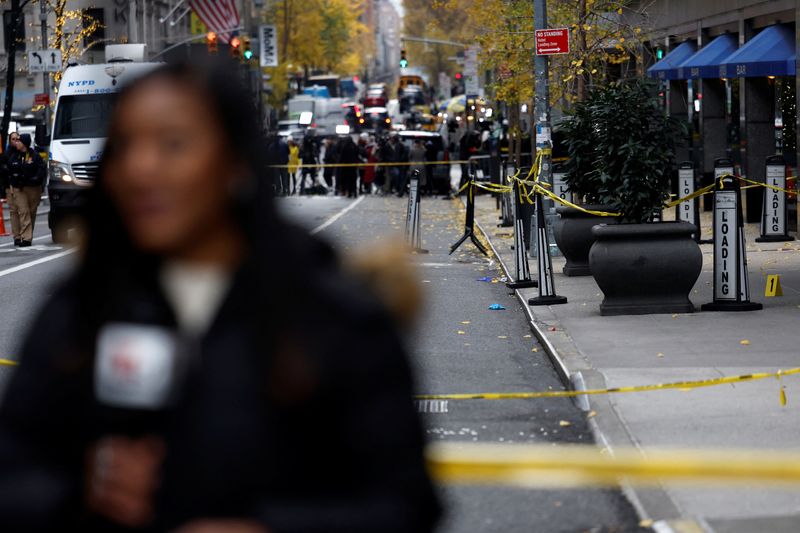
[39,0,50,128]
[533,0,552,189]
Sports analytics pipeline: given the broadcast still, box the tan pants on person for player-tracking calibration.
[8,186,42,242]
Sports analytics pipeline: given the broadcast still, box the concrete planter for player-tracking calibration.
[589,222,702,316]
[553,205,618,277]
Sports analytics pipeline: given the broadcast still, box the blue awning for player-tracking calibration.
[677,34,738,79]
[646,41,697,81]
[720,24,796,78]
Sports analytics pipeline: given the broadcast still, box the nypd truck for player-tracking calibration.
[48,44,160,242]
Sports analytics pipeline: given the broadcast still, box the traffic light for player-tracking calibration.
[656,47,664,60]
[230,36,242,61]
[455,72,462,80]
[399,48,408,69]
[242,36,253,61]
[206,32,218,55]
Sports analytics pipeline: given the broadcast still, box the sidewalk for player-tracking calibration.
[472,193,800,533]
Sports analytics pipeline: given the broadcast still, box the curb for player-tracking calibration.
[468,202,691,531]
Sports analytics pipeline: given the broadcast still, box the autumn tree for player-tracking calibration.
[263,0,370,107]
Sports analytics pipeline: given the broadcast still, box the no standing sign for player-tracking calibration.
[535,28,570,55]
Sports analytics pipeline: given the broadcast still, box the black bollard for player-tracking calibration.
[405,170,429,254]
[756,155,794,243]
[528,189,567,306]
[506,177,538,290]
[449,175,488,256]
[701,172,762,311]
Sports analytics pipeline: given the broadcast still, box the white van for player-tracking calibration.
[47,44,160,242]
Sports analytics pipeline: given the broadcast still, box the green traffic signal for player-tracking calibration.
[244,49,254,60]
[400,58,408,68]
[656,48,664,60]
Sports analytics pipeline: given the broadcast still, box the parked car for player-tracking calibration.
[364,89,387,108]
[362,107,392,132]
[277,119,306,141]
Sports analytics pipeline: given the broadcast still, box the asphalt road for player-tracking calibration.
[0,194,645,532]
[0,210,77,394]
[279,192,645,533]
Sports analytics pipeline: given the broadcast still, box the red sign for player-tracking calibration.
[535,28,570,55]
[33,93,49,106]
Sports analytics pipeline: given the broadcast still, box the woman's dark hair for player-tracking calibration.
[78,59,279,323]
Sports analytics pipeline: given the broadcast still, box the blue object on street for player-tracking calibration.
[488,304,506,310]
[477,276,494,282]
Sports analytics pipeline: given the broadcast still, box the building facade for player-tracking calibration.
[1,0,193,115]
[639,0,799,222]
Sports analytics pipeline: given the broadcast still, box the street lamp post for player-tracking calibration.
[533,0,552,190]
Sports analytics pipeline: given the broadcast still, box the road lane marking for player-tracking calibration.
[310,196,365,235]
[0,249,76,279]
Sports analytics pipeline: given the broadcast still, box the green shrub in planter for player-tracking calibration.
[560,78,686,223]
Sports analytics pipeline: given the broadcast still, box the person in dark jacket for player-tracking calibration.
[7,133,46,246]
[0,61,440,533]
[299,136,318,195]
[336,135,360,199]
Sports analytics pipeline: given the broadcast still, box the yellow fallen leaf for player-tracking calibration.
[587,410,597,419]
[657,352,664,358]
[457,331,466,335]
[559,420,571,427]
[532,348,539,352]
[523,334,532,338]
[498,335,508,339]
[671,314,678,318]
[639,519,654,528]
[461,320,471,324]
[740,339,750,345]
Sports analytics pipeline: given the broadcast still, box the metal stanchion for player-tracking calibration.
[528,189,567,306]
[449,176,488,256]
[499,160,514,227]
[405,170,429,254]
[676,161,706,243]
[756,155,793,243]
[506,177,538,290]
[701,172,762,312]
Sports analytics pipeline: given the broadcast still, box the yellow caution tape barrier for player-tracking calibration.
[427,442,800,488]
[0,358,17,367]
[415,366,799,406]
[270,159,473,169]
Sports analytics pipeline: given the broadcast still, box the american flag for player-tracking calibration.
[189,0,240,43]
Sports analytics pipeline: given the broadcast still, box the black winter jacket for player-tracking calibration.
[0,223,440,532]
[7,148,46,188]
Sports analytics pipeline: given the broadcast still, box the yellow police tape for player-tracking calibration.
[415,367,799,405]
[271,159,473,169]
[0,358,16,367]
[427,441,800,488]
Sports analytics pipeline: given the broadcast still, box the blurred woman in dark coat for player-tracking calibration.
[0,61,439,533]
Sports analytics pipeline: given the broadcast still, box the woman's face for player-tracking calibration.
[103,78,241,255]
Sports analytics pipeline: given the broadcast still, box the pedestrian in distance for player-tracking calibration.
[323,136,338,192]
[0,132,22,237]
[409,139,427,194]
[0,60,440,533]
[6,133,46,247]
[287,138,300,195]
[299,135,318,195]
[337,134,360,199]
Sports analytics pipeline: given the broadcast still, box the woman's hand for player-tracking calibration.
[175,519,269,533]
[85,435,165,527]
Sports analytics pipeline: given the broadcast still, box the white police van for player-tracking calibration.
[48,44,160,242]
